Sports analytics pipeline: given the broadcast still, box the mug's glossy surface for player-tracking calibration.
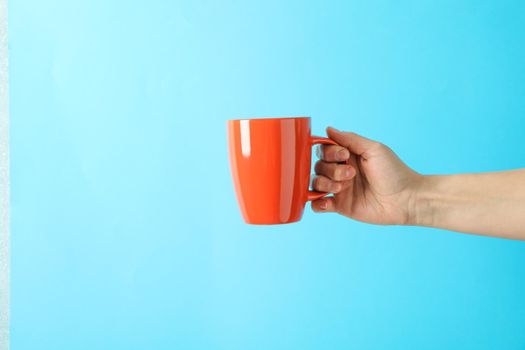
[227,117,336,224]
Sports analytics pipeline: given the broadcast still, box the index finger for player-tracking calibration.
[315,144,350,162]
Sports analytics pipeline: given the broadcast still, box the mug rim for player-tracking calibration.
[228,116,310,122]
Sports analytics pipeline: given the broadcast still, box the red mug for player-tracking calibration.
[227,116,337,225]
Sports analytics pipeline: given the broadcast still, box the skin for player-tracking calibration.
[311,127,525,240]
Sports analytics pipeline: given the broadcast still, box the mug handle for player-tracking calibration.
[307,135,340,201]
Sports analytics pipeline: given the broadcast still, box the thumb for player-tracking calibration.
[326,127,377,157]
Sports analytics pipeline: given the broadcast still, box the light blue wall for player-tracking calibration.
[9,1,525,349]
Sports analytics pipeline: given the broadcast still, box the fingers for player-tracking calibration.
[312,175,343,193]
[314,160,356,181]
[316,144,350,162]
[326,127,378,157]
[311,196,336,213]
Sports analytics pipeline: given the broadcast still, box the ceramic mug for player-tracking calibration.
[227,116,337,225]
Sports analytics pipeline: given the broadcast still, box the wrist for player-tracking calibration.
[407,175,440,227]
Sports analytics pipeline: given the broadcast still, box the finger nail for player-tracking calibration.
[337,149,349,161]
[319,200,327,210]
[333,183,342,193]
[345,168,354,178]
[328,126,340,132]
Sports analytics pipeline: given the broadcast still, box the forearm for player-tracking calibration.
[412,169,525,239]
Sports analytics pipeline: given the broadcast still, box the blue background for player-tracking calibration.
[9,0,525,349]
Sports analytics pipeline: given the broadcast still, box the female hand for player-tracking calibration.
[312,127,422,225]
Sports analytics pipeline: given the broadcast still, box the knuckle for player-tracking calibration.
[315,177,327,191]
[322,147,334,160]
[332,182,342,193]
[374,142,390,153]
[334,166,345,180]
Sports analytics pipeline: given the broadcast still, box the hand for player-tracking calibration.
[311,127,422,225]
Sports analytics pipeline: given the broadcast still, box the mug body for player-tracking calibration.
[227,117,312,224]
